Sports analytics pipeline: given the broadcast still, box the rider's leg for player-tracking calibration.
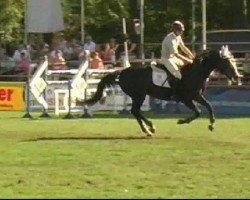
[164,58,182,80]
[163,59,182,101]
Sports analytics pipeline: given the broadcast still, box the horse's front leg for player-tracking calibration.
[195,94,215,131]
[177,99,201,124]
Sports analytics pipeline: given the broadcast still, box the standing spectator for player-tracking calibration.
[58,33,67,51]
[83,35,96,52]
[62,41,74,61]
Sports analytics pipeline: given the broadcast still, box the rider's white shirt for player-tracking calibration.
[160,32,184,80]
[160,32,184,60]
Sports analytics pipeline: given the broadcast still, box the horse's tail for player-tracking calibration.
[83,70,121,105]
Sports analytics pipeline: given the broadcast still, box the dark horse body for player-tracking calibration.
[80,49,240,136]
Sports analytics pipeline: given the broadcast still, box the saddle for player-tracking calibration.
[151,62,181,102]
[151,62,177,88]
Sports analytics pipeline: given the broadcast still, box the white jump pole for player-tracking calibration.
[122,18,131,68]
[202,0,207,50]
[140,0,145,62]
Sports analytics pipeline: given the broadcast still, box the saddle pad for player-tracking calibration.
[151,65,171,88]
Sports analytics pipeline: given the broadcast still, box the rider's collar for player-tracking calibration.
[173,31,182,37]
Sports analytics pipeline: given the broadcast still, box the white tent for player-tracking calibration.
[24,0,64,42]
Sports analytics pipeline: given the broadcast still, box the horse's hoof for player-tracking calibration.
[146,133,153,137]
[142,128,153,137]
[150,125,156,134]
[208,124,215,131]
[177,119,186,124]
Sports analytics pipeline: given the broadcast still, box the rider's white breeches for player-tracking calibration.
[160,57,182,80]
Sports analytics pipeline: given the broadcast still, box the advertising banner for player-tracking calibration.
[150,86,250,116]
[0,82,25,111]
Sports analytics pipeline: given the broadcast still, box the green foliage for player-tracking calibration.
[0,0,24,44]
[0,0,249,45]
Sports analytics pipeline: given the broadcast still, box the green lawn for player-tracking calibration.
[0,111,249,198]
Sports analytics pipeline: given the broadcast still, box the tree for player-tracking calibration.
[0,0,24,44]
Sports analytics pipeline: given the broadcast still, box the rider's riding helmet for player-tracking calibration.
[172,20,185,32]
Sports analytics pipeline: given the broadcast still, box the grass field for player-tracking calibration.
[0,111,249,198]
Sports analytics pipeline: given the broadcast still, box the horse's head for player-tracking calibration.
[215,45,242,83]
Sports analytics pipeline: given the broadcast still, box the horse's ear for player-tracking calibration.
[225,45,229,51]
[220,45,225,57]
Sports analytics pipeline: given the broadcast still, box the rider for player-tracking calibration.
[160,20,195,99]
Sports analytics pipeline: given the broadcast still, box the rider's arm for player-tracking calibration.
[175,52,193,64]
[179,38,195,60]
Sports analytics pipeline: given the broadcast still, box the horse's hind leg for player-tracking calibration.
[195,94,215,131]
[139,114,156,134]
[131,96,153,136]
[178,99,201,124]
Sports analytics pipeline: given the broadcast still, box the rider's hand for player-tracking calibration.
[188,58,193,64]
[189,55,195,60]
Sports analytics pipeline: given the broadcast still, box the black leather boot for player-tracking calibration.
[170,77,181,102]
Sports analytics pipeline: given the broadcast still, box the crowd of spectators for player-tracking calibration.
[0,33,139,81]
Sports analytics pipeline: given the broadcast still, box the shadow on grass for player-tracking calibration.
[24,135,171,142]
[4,111,249,120]
[75,111,250,120]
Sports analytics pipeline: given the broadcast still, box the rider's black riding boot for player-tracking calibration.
[170,77,181,102]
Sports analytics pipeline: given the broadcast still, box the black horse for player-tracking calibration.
[78,47,241,136]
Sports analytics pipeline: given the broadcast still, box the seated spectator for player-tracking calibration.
[117,36,138,61]
[83,35,96,52]
[109,38,119,52]
[48,48,67,70]
[41,43,50,57]
[0,49,15,70]
[13,44,29,64]
[90,52,104,69]
[16,51,30,73]
[103,43,116,63]
[78,49,91,62]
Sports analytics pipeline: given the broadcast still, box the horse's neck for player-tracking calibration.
[182,57,216,86]
[198,61,215,80]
